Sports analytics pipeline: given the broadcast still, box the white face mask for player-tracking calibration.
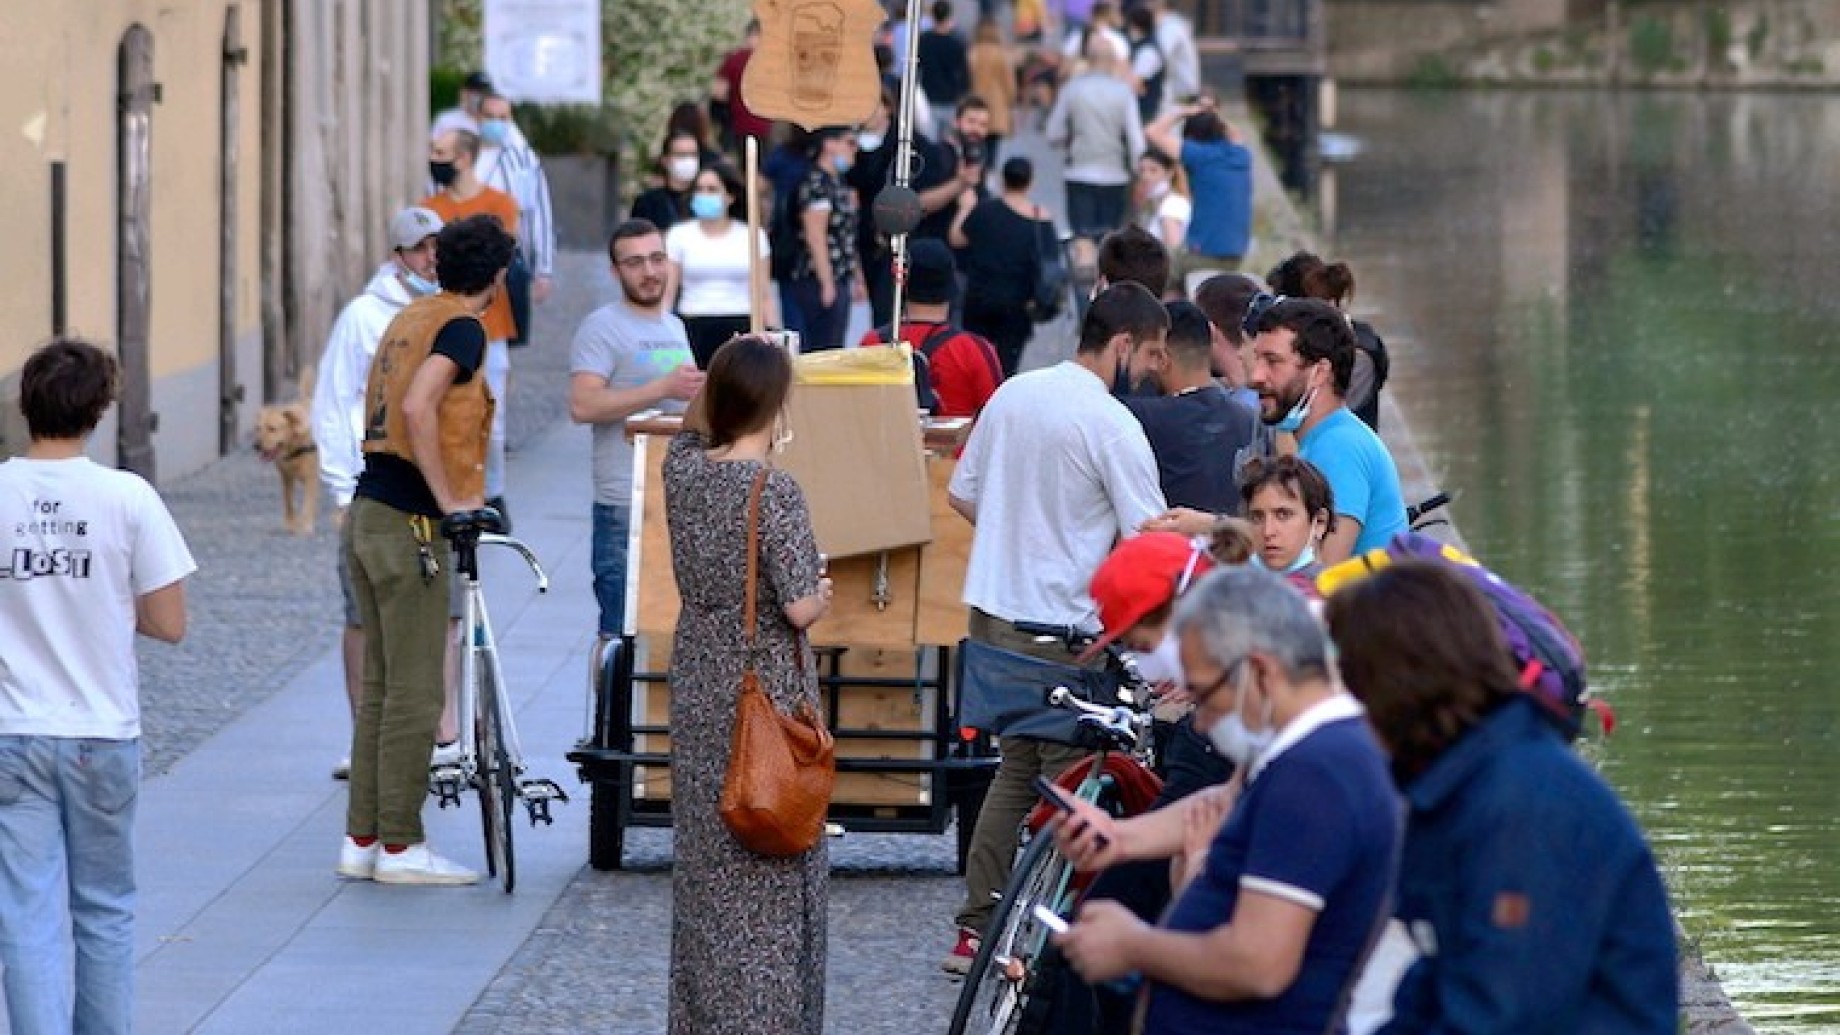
[1206,664,1277,768]
[1145,178,1170,200]
[1131,631,1184,688]
[666,156,699,183]
[859,130,885,152]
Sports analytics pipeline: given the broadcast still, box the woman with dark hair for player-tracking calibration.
[1237,454,1335,577]
[1267,251,1390,431]
[665,100,724,167]
[665,162,775,367]
[629,130,704,231]
[786,127,861,351]
[1323,561,1678,1035]
[663,335,832,1034]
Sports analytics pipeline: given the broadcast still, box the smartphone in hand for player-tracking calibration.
[1034,774,1077,812]
[1032,903,1070,935]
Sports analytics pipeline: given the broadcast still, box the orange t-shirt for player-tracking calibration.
[422,187,520,342]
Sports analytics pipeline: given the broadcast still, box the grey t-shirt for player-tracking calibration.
[569,300,693,505]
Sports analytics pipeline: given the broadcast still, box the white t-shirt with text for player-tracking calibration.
[0,457,195,739]
[949,361,1166,628]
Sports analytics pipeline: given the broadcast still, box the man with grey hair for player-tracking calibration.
[1051,567,1401,1034]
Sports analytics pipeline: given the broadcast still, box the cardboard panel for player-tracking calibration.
[777,382,932,560]
[808,548,921,651]
[916,457,973,646]
[634,436,681,640]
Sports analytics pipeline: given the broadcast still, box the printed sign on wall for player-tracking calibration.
[484,0,603,105]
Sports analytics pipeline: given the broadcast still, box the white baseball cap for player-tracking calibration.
[389,207,444,251]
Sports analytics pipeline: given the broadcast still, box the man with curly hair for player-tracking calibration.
[339,214,515,886]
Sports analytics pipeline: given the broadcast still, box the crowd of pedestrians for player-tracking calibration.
[0,6,1681,1034]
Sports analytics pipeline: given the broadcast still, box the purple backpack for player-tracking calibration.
[1318,531,1609,739]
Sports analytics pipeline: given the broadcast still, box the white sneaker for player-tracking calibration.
[430,741,463,769]
[373,843,478,886]
[331,757,351,780]
[336,836,380,880]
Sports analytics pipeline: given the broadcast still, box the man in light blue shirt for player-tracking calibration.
[1245,297,1406,561]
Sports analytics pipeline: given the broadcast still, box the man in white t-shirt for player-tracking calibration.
[569,219,704,661]
[0,339,195,1033]
[941,282,1170,972]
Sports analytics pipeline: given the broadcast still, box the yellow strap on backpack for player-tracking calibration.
[1315,539,1478,598]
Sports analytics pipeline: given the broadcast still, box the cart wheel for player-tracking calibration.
[589,774,627,871]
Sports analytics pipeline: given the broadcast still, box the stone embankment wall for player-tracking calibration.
[1329,0,1840,88]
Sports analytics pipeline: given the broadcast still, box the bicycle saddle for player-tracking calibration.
[439,506,505,541]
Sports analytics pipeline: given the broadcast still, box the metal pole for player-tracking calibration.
[50,161,67,336]
[888,0,928,351]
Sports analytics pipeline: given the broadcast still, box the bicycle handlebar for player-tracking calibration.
[478,533,549,593]
[1047,685,1144,747]
[1407,492,1452,525]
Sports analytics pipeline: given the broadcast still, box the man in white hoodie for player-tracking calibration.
[312,206,443,778]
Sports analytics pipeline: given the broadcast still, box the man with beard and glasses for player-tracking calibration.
[568,220,704,663]
[941,282,1170,974]
[1145,296,1404,564]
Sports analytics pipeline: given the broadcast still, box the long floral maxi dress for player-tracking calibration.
[663,431,828,1035]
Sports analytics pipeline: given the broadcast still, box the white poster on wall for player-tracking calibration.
[483,0,602,104]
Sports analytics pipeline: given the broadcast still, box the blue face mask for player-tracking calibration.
[690,193,727,221]
[833,155,853,175]
[403,271,439,297]
[1273,385,1316,433]
[480,120,510,147]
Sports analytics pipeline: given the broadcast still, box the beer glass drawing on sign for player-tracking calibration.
[790,2,843,110]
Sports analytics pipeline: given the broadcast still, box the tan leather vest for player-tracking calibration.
[360,294,495,502]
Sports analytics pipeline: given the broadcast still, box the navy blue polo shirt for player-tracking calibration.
[1144,697,1401,1034]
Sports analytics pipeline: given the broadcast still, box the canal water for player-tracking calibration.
[1326,89,1840,1031]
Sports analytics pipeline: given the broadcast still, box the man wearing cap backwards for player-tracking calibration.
[858,239,1003,419]
[942,281,1170,973]
[313,207,449,780]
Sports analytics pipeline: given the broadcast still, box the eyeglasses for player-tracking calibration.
[1241,292,1287,339]
[615,252,671,270]
[1184,665,1236,706]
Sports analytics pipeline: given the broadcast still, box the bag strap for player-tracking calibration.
[743,468,769,651]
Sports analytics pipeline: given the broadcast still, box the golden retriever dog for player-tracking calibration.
[253,367,321,535]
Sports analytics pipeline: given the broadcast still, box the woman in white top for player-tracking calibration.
[1134,148,1192,260]
[666,162,775,368]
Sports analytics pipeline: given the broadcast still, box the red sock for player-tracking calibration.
[351,835,377,848]
[383,843,410,854]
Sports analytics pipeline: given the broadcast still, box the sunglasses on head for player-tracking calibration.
[1241,292,1287,340]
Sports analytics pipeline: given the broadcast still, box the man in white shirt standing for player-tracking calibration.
[313,206,444,779]
[475,93,556,340]
[942,282,1170,972]
[0,339,194,1033]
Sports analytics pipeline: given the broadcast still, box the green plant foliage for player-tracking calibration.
[1746,14,1770,60]
[430,66,467,115]
[1703,5,1732,63]
[1628,15,1676,76]
[1532,46,1557,73]
[1407,53,1462,90]
[432,0,751,182]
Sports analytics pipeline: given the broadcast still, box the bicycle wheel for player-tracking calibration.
[475,664,516,893]
[949,832,1074,1035]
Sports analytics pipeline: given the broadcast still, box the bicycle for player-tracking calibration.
[948,625,1158,1035]
[428,508,570,894]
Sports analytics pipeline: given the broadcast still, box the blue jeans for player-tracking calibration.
[0,736,139,1035]
[787,277,851,352]
[591,503,633,637]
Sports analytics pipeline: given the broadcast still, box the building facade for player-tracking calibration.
[0,0,429,484]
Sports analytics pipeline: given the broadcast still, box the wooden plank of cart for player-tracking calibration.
[566,403,996,872]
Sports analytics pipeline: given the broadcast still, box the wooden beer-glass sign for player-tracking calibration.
[742,0,882,130]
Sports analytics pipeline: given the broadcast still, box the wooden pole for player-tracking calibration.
[746,136,766,336]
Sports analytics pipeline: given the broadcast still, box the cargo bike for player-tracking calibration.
[567,366,1000,872]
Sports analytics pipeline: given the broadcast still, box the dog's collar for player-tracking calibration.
[284,443,318,461]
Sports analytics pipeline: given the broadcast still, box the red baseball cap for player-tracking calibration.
[1080,533,1214,662]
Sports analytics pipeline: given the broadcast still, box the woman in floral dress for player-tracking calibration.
[663,335,833,1035]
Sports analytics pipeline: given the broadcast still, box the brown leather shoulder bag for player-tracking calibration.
[718,469,837,856]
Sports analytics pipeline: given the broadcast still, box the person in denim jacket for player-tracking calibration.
[1326,560,1678,1034]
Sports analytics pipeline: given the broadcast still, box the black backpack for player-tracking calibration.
[769,177,805,282]
[1350,319,1390,430]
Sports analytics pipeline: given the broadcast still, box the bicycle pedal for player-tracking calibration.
[429,774,465,808]
[519,778,569,826]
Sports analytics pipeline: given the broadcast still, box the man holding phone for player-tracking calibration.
[1050,568,1400,1034]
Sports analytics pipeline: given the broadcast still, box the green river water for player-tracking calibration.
[1328,88,1840,1032]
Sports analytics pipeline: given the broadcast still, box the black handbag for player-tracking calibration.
[1025,207,1069,323]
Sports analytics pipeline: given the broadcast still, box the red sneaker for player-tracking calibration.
[942,926,981,975]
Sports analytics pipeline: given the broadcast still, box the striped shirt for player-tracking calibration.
[476,138,555,278]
